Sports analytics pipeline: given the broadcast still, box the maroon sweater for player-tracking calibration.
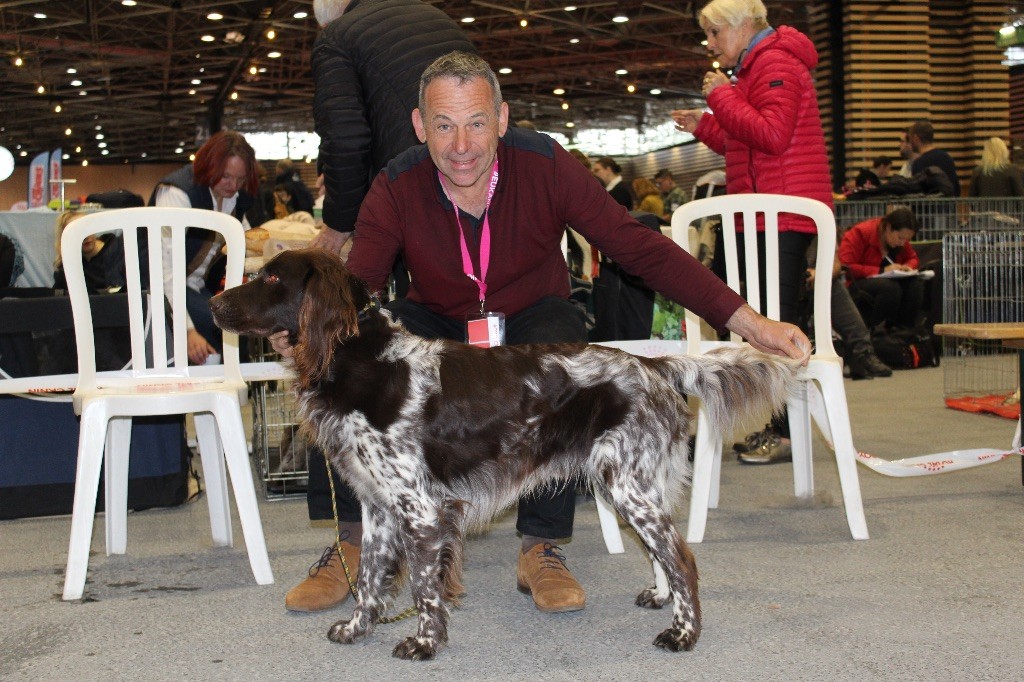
[348,127,745,331]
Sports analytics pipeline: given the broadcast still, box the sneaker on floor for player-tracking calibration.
[732,428,769,454]
[738,432,792,465]
[516,543,585,613]
[284,541,360,613]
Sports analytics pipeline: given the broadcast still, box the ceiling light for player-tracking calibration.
[626,84,636,93]
[122,0,137,6]
[37,84,45,94]
[498,67,512,74]
[266,28,276,40]
[79,90,87,96]
[75,146,82,153]
[101,149,109,155]
[34,13,47,19]
[294,11,308,19]
[54,103,62,112]
[62,153,69,159]
[208,12,223,20]
[96,125,102,130]
[13,56,24,67]
[553,88,565,95]
[96,133,104,139]
[191,78,202,85]
[19,151,27,157]
[67,67,76,74]
[520,18,528,28]
[712,60,720,69]
[175,147,184,154]
[201,35,215,42]
[615,69,628,75]
[98,142,107,148]
[612,13,629,23]
[268,51,282,58]
[461,17,474,23]
[230,91,238,100]
[650,88,662,95]
[188,89,196,95]
[565,122,575,128]
[565,5,578,11]
[81,159,88,166]
[189,154,196,162]
[249,65,258,75]
[569,38,580,44]
[701,40,708,46]
[70,79,82,86]
[258,67,267,73]
[561,102,569,110]
[141,152,147,158]
[65,128,72,135]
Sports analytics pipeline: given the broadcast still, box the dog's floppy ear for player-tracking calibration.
[294,249,368,387]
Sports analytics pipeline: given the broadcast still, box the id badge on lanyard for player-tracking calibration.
[439,160,505,348]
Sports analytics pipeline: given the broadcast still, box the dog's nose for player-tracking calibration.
[208,294,224,315]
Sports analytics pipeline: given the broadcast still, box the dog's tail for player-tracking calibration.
[658,345,804,438]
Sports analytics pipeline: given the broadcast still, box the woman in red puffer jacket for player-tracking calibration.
[672,0,834,464]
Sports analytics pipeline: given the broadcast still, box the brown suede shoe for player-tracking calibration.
[516,543,586,613]
[284,542,360,613]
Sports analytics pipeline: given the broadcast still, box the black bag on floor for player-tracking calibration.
[872,328,939,369]
[86,189,144,208]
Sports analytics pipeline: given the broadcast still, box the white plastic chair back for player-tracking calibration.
[668,194,868,543]
[61,206,246,410]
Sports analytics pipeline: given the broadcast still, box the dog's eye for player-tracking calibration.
[264,273,280,284]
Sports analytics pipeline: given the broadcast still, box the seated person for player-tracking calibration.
[839,206,923,332]
[806,244,891,380]
[52,210,126,294]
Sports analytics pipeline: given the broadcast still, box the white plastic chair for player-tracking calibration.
[60,206,273,600]
[670,194,869,543]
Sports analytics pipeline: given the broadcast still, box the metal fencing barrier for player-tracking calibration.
[835,197,1023,241]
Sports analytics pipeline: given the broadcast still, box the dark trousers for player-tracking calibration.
[589,263,656,342]
[737,231,814,437]
[848,276,924,331]
[307,296,587,540]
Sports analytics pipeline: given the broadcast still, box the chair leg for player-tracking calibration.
[594,491,625,554]
[195,411,232,547]
[788,383,814,499]
[64,406,110,601]
[104,417,133,556]
[686,406,719,544]
[212,398,273,585]
[817,373,869,540]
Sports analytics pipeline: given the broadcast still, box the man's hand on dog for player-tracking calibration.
[725,304,811,364]
[269,330,294,358]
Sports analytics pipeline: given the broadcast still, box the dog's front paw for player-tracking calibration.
[327,615,370,644]
[635,587,669,609]
[392,636,440,661]
[653,627,698,652]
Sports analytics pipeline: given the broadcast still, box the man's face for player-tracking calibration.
[908,133,923,154]
[655,176,674,192]
[898,135,912,159]
[412,76,508,193]
[592,163,614,184]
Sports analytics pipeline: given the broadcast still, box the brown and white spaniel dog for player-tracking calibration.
[210,248,800,660]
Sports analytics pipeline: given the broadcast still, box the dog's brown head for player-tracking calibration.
[210,248,371,386]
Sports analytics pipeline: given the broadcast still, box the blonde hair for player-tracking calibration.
[698,0,769,30]
[313,0,351,28]
[632,177,660,199]
[53,210,84,270]
[979,137,1011,175]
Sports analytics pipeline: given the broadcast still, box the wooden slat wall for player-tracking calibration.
[1011,65,1024,158]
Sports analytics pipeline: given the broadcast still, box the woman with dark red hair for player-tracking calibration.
[150,130,259,364]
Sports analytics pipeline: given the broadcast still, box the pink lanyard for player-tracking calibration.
[438,159,499,313]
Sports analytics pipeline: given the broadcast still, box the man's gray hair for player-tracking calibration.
[418,51,503,116]
[314,0,351,28]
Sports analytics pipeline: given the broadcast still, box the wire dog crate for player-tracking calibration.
[941,230,1024,420]
[250,339,311,499]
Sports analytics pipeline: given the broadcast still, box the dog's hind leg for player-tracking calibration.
[328,503,404,645]
[604,484,701,652]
